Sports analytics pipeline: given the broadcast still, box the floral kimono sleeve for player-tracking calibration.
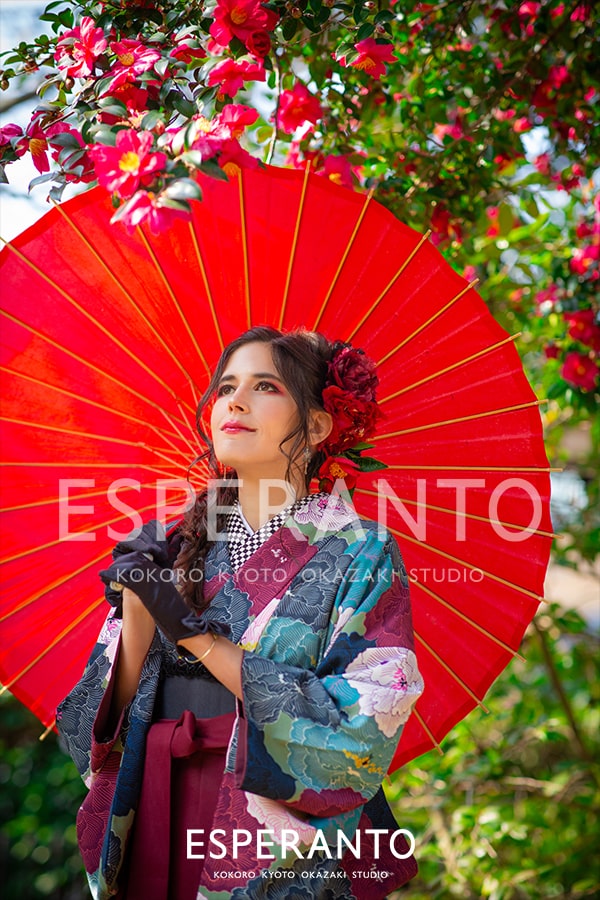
[235,525,424,818]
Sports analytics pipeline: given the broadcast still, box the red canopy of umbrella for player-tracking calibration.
[0,164,553,769]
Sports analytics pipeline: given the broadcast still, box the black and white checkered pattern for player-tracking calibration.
[226,493,320,571]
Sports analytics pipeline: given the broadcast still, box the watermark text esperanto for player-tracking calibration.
[57,475,543,544]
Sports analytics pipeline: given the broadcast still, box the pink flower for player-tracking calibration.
[54,16,107,78]
[430,204,463,246]
[534,153,552,175]
[564,310,600,350]
[210,0,279,46]
[90,129,167,199]
[113,189,190,235]
[544,343,560,359]
[561,352,598,392]
[0,123,23,145]
[169,41,206,64]
[535,284,560,308]
[339,38,397,79]
[513,117,532,133]
[183,116,231,159]
[277,83,322,134]
[16,118,50,173]
[570,244,600,276]
[321,155,356,189]
[104,39,161,92]
[218,103,259,137]
[218,139,260,177]
[207,57,265,98]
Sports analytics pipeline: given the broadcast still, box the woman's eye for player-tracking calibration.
[256,381,278,392]
[216,384,234,396]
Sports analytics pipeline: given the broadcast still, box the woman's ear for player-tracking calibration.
[308,409,333,447]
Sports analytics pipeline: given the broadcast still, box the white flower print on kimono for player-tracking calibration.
[344,648,424,738]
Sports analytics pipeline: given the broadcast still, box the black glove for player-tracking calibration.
[112,519,169,566]
[99,551,230,644]
[103,519,169,616]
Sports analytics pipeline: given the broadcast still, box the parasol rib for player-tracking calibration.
[412,707,444,755]
[39,723,55,740]
[356,486,557,539]
[376,399,545,440]
[136,228,211,380]
[0,238,194,397]
[414,631,490,712]
[173,396,204,452]
[413,580,526,661]
[0,597,103,693]
[312,188,375,331]
[346,231,432,342]
[1,309,196,419]
[279,161,312,329]
[158,406,199,459]
[238,172,252,328]
[380,334,522,403]
[0,500,161,566]
[0,415,190,470]
[50,201,206,390]
[1,478,176,513]
[0,461,183,472]
[377,279,479,366]
[187,222,224,351]
[1,364,192,458]
[0,548,112,621]
[390,525,545,602]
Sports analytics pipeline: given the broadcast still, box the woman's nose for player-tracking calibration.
[227,387,249,411]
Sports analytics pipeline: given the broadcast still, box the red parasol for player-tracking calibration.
[0,164,553,770]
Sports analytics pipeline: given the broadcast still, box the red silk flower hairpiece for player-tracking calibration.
[317,344,387,494]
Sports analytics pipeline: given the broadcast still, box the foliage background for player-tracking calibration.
[0,0,598,897]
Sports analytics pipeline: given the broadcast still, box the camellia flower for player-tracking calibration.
[207,57,265,99]
[210,0,279,46]
[277,83,323,135]
[339,38,397,80]
[570,244,599,276]
[0,123,23,146]
[246,30,271,58]
[113,189,190,235]
[218,104,259,138]
[321,155,356,189]
[321,385,381,453]
[218,138,260,178]
[90,129,167,199]
[54,16,107,78]
[15,118,50,173]
[169,40,206,64]
[564,310,600,350]
[318,455,361,493]
[104,39,161,92]
[561,352,599,392]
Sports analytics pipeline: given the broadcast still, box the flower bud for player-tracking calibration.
[291,7,303,18]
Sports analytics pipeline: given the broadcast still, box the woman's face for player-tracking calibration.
[210,341,302,483]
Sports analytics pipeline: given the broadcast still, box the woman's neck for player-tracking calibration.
[237,476,306,532]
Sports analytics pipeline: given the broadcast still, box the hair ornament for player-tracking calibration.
[317,342,387,495]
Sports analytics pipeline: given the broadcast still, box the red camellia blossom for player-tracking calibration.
[327,346,379,402]
[339,38,397,79]
[320,155,356,189]
[277,83,322,134]
[218,104,259,138]
[321,386,381,453]
[169,41,206,64]
[15,118,50,173]
[246,30,271,57]
[207,58,265,99]
[564,310,600,350]
[54,16,107,78]
[104,39,161,92]
[116,190,190,235]
[210,0,279,46]
[570,244,600,276]
[561,352,599,392]
[318,455,361,493]
[90,129,167,199]
[218,139,260,178]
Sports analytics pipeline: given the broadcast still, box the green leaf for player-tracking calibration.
[162,177,203,201]
[179,150,204,169]
[357,456,388,473]
[356,22,375,41]
[141,110,165,131]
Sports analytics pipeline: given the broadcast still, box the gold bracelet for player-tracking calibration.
[177,631,218,665]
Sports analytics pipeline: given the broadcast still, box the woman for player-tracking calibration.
[57,326,424,900]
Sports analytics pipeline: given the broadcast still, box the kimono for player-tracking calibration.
[57,493,424,900]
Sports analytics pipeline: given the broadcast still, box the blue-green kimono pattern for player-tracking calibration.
[57,494,424,900]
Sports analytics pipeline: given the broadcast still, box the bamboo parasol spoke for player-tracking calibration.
[414,631,489,712]
[279,161,312,329]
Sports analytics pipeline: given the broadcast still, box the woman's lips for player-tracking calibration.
[221,421,254,433]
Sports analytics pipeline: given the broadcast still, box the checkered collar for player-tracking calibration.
[225,493,323,571]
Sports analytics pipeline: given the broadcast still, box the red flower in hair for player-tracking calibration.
[318,456,361,493]
[321,385,381,453]
[327,346,378,401]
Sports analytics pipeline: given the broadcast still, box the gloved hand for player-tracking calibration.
[103,519,169,616]
[112,519,169,566]
[99,551,230,644]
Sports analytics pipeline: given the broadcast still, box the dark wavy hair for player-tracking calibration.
[175,326,340,610]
